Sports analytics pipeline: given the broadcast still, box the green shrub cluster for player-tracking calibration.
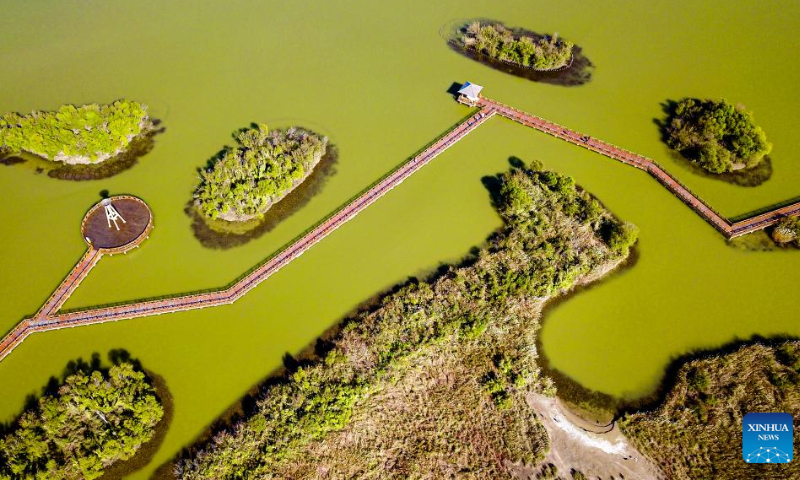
[621,342,800,479]
[0,362,163,480]
[461,22,574,70]
[0,100,149,163]
[174,164,637,478]
[771,215,800,247]
[664,98,772,174]
[193,125,327,221]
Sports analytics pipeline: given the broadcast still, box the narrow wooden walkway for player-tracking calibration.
[34,249,103,320]
[1,97,798,363]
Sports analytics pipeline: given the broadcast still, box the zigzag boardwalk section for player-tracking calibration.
[0,249,103,363]
[2,96,799,363]
[0,106,497,362]
[481,97,800,237]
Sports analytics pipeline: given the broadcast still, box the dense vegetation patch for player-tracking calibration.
[0,100,151,164]
[174,162,637,478]
[621,341,800,479]
[460,22,574,71]
[663,98,772,174]
[193,125,328,222]
[771,215,800,247]
[0,362,163,480]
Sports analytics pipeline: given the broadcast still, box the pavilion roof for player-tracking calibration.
[458,82,483,100]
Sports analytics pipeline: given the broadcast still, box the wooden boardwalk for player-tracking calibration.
[34,249,103,320]
[0,106,496,362]
[1,96,798,363]
[481,98,800,237]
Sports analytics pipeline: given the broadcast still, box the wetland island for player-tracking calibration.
[1,2,800,479]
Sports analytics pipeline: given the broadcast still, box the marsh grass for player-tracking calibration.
[621,340,800,479]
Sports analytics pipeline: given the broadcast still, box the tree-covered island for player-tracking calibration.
[193,125,328,222]
[772,215,800,247]
[0,100,152,164]
[459,22,574,71]
[174,163,638,478]
[663,98,772,174]
[0,362,163,480]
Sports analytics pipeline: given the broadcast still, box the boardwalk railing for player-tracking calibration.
[1,96,798,363]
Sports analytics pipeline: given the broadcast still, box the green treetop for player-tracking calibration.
[0,362,163,480]
[0,100,150,163]
[194,125,328,221]
[664,98,772,174]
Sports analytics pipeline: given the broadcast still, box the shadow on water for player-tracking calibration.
[186,144,339,250]
[0,156,26,166]
[0,350,173,480]
[654,100,773,187]
[443,19,594,87]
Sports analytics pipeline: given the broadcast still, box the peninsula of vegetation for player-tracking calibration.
[663,98,772,174]
[459,22,574,71]
[174,162,638,478]
[621,341,800,479]
[193,125,328,222]
[0,100,152,164]
[0,362,163,480]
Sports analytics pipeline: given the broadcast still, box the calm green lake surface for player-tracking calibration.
[1,1,799,477]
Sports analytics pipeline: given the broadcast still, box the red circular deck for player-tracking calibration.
[81,196,153,254]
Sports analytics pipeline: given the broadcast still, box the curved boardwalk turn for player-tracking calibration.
[1,96,798,363]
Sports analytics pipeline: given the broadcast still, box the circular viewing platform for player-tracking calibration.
[81,195,153,254]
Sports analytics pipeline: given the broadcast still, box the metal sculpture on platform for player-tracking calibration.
[102,198,126,230]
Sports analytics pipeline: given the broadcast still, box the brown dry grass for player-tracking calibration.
[621,341,800,479]
[279,302,550,479]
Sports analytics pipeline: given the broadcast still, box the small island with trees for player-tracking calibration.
[0,361,163,480]
[459,21,574,71]
[663,98,772,174]
[193,125,328,226]
[0,100,153,165]
[772,215,800,248]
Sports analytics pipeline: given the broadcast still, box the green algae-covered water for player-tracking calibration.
[1,0,799,477]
